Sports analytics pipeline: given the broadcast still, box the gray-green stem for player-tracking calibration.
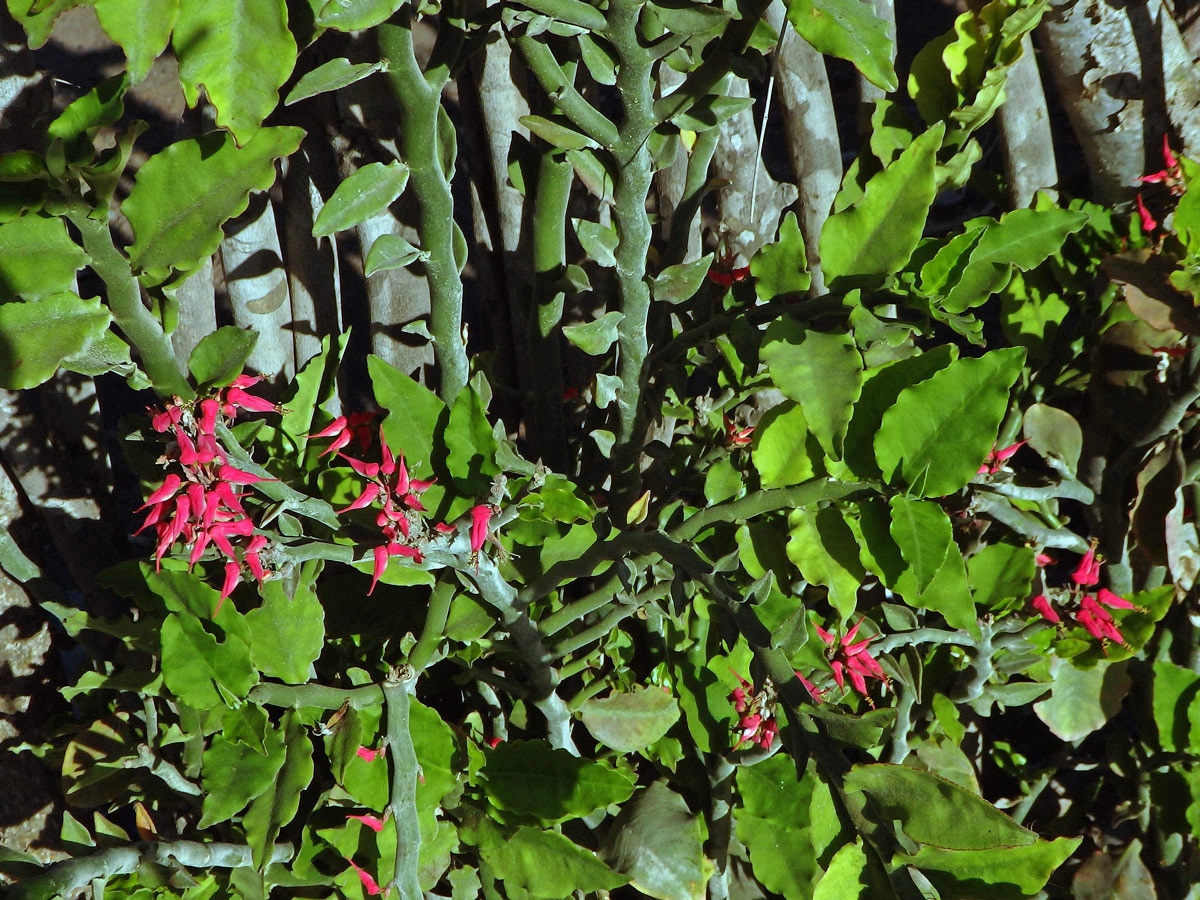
[383,667,423,900]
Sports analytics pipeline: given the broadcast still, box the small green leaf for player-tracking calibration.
[245,576,325,684]
[0,214,89,299]
[894,838,1080,895]
[734,755,819,899]
[483,741,635,823]
[486,827,627,898]
[174,0,298,143]
[160,612,257,709]
[845,763,1038,850]
[522,115,599,151]
[888,497,952,593]
[364,233,424,275]
[1152,661,1200,753]
[443,385,500,489]
[316,0,405,31]
[819,123,943,289]
[751,211,811,300]
[572,218,618,267]
[1023,403,1082,477]
[5,0,74,48]
[187,326,258,388]
[313,161,410,238]
[602,781,713,900]
[784,0,897,92]
[47,73,128,142]
[242,711,314,869]
[579,685,681,752]
[652,254,713,304]
[967,543,1034,612]
[761,321,862,458]
[875,347,1024,497]
[813,841,867,900]
[285,58,386,105]
[124,128,304,282]
[199,729,286,828]
[370,355,446,470]
[787,507,864,621]
[1034,657,1131,742]
[563,311,623,355]
[752,402,817,488]
[93,0,178,83]
[0,293,111,390]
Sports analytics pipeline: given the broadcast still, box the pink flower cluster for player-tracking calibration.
[139,375,280,611]
[814,620,888,708]
[1137,135,1184,232]
[1031,543,1143,649]
[730,673,780,750]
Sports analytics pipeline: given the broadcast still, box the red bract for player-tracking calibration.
[729,673,780,750]
[816,620,888,707]
[724,414,754,447]
[708,246,752,287]
[1071,546,1101,586]
[344,857,384,897]
[470,504,494,554]
[1031,594,1061,625]
[346,813,386,833]
[977,440,1025,475]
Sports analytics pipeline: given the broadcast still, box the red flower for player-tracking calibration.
[977,440,1025,475]
[470,504,494,554]
[346,813,386,833]
[815,620,888,707]
[724,414,754,447]
[1071,545,1101,587]
[1031,594,1061,625]
[344,857,384,896]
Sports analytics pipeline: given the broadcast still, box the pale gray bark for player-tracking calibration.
[996,35,1058,207]
[170,257,217,367]
[220,196,295,380]
[767,1,841,294]
[714,77,797,263]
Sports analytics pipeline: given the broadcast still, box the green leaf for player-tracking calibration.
[602,781,713,900]
[734,755,819,900]
[365,233,425,276]
[652,254,713,304]
[93,0,178,83]
[1034,657,1131,742]
[819,123,943,289]
[124,128,304,282]
[160,612,257,708]
[875,347,1024,497]
[784,0,896,92]
[844,763,1038,850]
[572,218,618,267]
[312,161,410,238]
[941,209,1089,313]
[242,710,313,869]
[787,507,864,621]
[752,402,817,488]
[894,838,1079,895]
[563,311,623,355]
[285,58,386,105]
[761,321,862,458]
[370,355,446,473]
[888,497,952,593]
[967,543,1034,612]
[47,73,128,142]
[752,211,811,300]
[0,214,89,299]
[411,698,458,808]
[1070,839,1158,900]
[522,115,599,151]
[482,741,635,823]
[487,827,627,899]
[579,685,681,752]
[173,0,298,143]
[443,384,500,488]
[894,537,976,634]
[668,95,754,132]
[843,345,957,479]
[813,841,867,900]
[316,0,405,31]
[0,293,111,389]
[1151,661,1200,752]
[187,326,258,388]
[1022,403,1082,477]
[199,728,286,827]
[245,576,324,684]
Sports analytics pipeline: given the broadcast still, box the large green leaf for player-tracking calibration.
[787,507,864,621]
[734,755,819,900]
[967,543,1035,612]
[1033,658,1131,742]
[1152,661,1200,753]
[5,0,75,48]
[245,576,325,684]
[761,321,862,459]
[875,347,1024,497]
[888,497,952,593]
[160,612,257,708]
[316,0,405,31]
[752,212,811,300]
[486,827,627,899]
[482,741,635,823]
[941,209,1089,313]
[242,710,314,869]
[0,215,89,299]
[602,781,713,900]
[173,0,297,143]
[579,686,681,752]
[443,385,500,490]
[0,294,110,389]
[895,838,1079,895]
[783,0,896,92]
[199,728,286,827]
[844,763,1038,850]
[187,326,258,389]
[893,536,977,634]
[819,124,943,289]
[123,128,304,282]
[94,0,178,83]
[312,161,410,238]
[752,403,818,488]
[812,842,867,899]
